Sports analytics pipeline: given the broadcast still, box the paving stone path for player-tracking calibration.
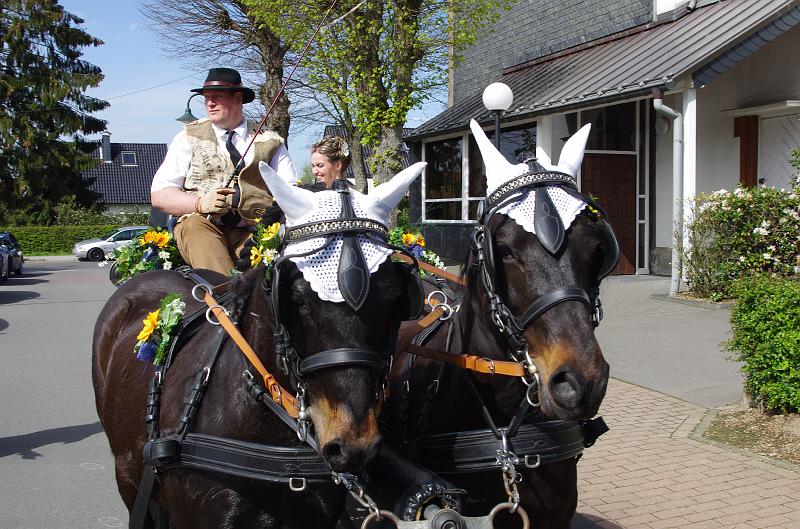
[574,379,800,529]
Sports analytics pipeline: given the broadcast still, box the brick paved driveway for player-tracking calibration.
[573,379,800,529]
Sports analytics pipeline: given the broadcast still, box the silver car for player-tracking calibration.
[72,226,150,261]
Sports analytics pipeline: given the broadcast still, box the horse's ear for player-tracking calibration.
[556,124,591,177]
[469,119,528,189]
[366,162,426,222]
[259,161,313,224]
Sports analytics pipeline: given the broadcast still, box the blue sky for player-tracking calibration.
[59,0,443,168]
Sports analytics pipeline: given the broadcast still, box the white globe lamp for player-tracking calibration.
[482,82,513,147]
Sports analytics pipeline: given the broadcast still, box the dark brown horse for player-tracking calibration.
[93,163,427,529]
[376,121,619,528]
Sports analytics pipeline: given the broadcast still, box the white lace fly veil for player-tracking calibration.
[258,161,427,303]
[469,119,592,238]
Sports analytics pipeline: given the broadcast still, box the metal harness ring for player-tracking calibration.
[360,510,400,529]
[488,502,530,529]
[205,305,230,326]
[191,283,211,302]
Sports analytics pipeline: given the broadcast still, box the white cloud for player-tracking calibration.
[128,22,141,31]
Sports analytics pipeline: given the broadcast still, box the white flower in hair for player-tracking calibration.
[341,141,350,157]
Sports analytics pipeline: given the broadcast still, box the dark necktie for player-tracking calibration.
[221,130,242,227]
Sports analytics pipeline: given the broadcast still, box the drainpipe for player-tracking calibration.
[687,0,698,11]
[652,88,683,296]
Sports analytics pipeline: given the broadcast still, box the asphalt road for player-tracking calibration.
[0,260,127,529]
[0,261,743,528]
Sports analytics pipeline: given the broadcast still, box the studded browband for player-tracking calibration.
[485,170,577,210]
[285,217,389,243]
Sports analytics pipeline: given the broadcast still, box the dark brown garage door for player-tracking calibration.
[581,153,637,275]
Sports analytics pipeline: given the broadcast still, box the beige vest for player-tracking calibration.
[184,118,283,222]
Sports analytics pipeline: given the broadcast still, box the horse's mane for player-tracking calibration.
[229,182,328,318]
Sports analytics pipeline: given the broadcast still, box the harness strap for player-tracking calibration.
[404,421,585,474]
[392,252,465,285]
[405,343,525,377]
[298,348,383,375]
[157,433,330,483]
[514,286,591,332]
[202,290,299,418]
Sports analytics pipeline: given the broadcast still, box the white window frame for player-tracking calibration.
[121,151,137,166]
[420,118,538,224]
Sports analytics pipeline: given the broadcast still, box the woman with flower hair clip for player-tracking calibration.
[310,136,351,188]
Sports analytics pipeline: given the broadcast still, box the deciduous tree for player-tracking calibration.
[245,0,514,192]
[0,0,108,225]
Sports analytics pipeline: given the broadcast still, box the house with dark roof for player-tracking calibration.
[82,132,167,218]
[405,0,800,280]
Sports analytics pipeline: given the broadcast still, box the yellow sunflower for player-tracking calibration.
[416,234,426,247]
[402,233,416,246]
[250,245,264,267]
[153,232,171,248]
[137,309,160,341]
[262,222,281,242]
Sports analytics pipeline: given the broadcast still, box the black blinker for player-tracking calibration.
[334,180,370,310]
[533,188,565,255]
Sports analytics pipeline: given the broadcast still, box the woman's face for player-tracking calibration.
[311,151,343,188]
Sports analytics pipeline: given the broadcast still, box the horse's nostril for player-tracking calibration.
[322,440,344,462]
[549,368,584,409]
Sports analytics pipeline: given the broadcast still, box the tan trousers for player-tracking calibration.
[174,214,253,276]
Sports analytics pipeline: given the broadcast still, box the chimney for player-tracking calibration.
[101,132,112,163]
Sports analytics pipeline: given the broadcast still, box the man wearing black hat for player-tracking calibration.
[151,68,297,275]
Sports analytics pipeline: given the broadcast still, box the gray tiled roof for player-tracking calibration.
[452,0,652,106]
[83,142,167,204]
[322,125,414,178]
[408,0,800,140]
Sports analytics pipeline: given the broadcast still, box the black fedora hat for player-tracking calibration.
[191,68,256,104]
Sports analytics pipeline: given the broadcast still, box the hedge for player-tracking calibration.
[1,225,121,255]
[726,275,800,413]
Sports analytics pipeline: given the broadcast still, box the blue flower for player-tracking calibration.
[136,340,157,361]
[141,246,158,262]
[411,244,424,259]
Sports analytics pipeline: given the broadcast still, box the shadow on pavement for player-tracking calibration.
[0,290,42,304]
[572,512,625,528]
[0,318,7,332]
[0,422,104,459]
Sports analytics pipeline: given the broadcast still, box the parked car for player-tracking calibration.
[72,226,150,261]
[0,231,23,276]
[0,244,9,281]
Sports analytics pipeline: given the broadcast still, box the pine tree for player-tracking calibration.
[0,0,108,225]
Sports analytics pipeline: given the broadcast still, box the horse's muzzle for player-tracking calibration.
[321,436,381,473]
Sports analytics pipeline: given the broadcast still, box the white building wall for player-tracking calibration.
[653,23,800,249]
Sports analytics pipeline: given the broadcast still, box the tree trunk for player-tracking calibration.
[371,126,405,185]
[370,125,407,227]
[350,128,369,194]
[256,33,290,141]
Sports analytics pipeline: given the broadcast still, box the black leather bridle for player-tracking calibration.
[267,181,423,430]
[473,162,620,362]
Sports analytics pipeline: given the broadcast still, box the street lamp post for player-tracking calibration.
[175,93,202,124]
[482,82,514,148]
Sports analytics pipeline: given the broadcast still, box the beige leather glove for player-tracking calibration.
[195,188,235,215]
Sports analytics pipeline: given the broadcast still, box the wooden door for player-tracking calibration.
[581,154,637,275]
